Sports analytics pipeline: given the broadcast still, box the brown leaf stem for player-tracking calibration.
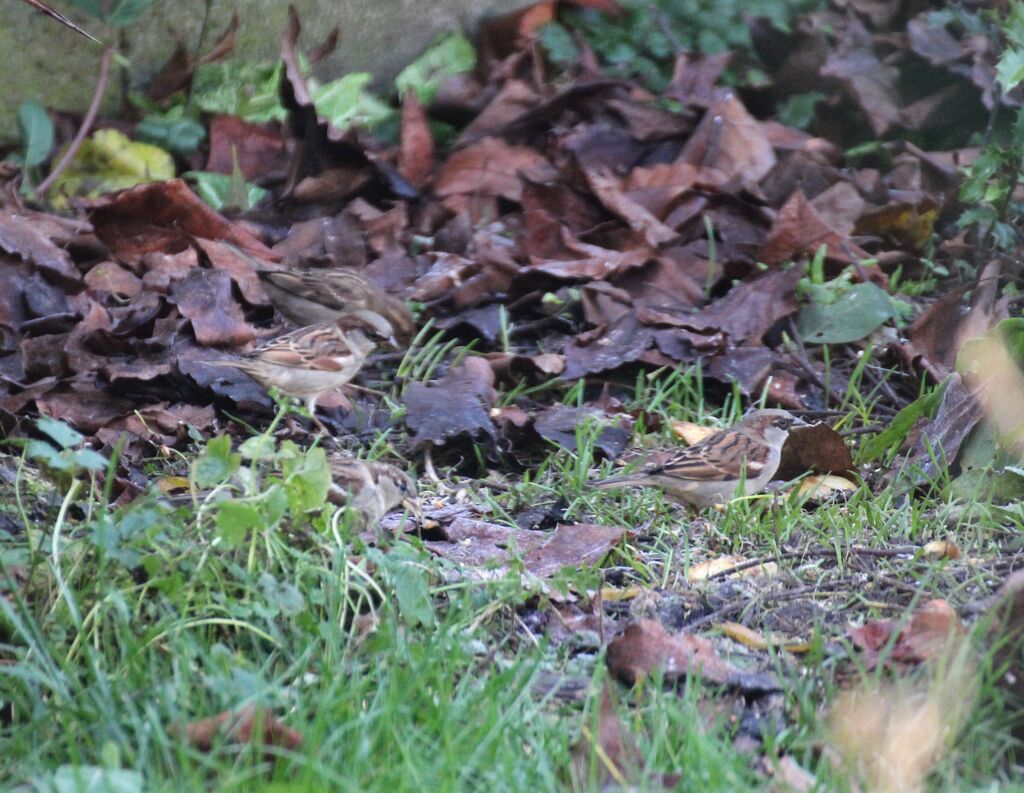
[35,44,113,200]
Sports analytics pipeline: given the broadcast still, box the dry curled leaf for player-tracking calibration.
[607,619,733,687]
[777,422,855,480]
[180,703,304,756]
[848,598,966,668]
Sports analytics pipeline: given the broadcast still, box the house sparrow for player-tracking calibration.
[209,310,394,431]
[595,409,805,508]
[258,268,416,342]
[328,455,420,529]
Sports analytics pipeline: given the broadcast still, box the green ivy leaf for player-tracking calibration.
[192,61,288,123]
[282,448,331,514]
[24,440,70,471]
[135,115,206,155]
[539,23,580,65]
[69,448,109,472]
[184,170,268,212]
[997,46,1024,93]
[17,100,54,168]
[36,416,84,450]
[215,500,263,546]
[193,435,241,489]
[797,282,897,344]
[776,91,824,130]
[372,547,435,628]
[395,32,477,104]
[312,73,395,133]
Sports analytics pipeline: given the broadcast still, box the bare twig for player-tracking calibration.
[785,319,847,409]
[35,44,113,199]
[684,577,860,631]
[18,0,100,43]
[702,544,921,581]
[650,5,684,53]
[839,424,886,437]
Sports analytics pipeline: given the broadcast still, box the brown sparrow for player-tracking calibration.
[209,310,394,430]
[328,455,420,528]
[595,409,805,508]
[258,268,415,342]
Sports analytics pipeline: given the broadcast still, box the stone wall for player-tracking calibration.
[0,0,528,139]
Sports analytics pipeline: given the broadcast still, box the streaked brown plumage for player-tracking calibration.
[209,310,394,430]
[258,268,415,342]
[595,409,804,508]
[328,455,419,528]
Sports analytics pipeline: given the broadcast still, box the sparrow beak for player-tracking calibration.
[401,496,422,523]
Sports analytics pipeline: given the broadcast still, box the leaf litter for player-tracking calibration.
[3,0,1024,787]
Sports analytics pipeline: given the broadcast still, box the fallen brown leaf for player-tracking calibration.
[398,89,435,190]
[169,268,259,347]
[0,211,83,288]
[88,179,275,265]
[777,422,855,480]
[606,619,734,686]
[678,94,776,185]
[424,516,624,579]
[435,136,557,217]
[181,703,303,755]
[758,190,868,267]
[403,357,497,450]
[848,598,966,668]
[205,114,291,183]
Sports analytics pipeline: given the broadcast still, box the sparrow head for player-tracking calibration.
[367,461,420,520]
[738,409,806,448]
[337,310,397,346]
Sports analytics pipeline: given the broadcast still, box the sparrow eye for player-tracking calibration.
[775,417,794,429]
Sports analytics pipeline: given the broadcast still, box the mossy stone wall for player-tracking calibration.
[0,0,525,140]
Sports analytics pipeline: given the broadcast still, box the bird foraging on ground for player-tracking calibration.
[258,268,415,342]
[327,455,419,530]
[209,310,394,432]
[595,409,805,508]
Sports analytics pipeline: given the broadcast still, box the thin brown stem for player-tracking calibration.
[35,44,113,200]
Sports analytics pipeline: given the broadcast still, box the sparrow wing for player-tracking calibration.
[647,430,772,482]
[319,271,378,311]
[259,269,375,313]
[329,457,373,490]
[249,322,351,368]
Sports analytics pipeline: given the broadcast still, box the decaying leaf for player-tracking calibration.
[687,555,777,581]
[777,422,856,480]
[789,474,858,502]
[88,179,275,265]
[403,357,498,450]
[847,598,966,668]
[718,621,809,654]
[670,419,716,445]
[180,703,303,756]
[424,516,624,579]
[606,618,777,694]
